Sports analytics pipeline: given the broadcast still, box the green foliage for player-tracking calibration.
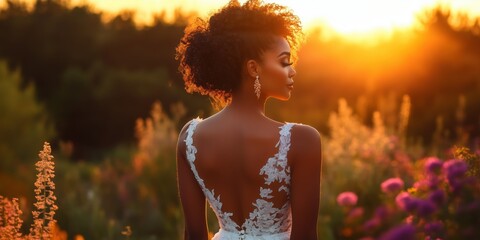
[0,0,210,159]
[0,60,55,196]
[49,62,187,159]
[2,1,479,159]
[53,101,188,239]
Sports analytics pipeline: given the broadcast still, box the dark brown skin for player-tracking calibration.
[176,36,322,240]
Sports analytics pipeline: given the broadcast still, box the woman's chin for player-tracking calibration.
[272,93,291,101]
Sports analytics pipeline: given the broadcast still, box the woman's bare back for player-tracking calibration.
[177,112,321,240]
[192,113,293,226]
[178,109,313,237]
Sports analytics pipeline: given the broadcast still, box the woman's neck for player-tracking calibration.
[223,91,267,118]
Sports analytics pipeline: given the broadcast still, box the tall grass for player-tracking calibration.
[0,142,66,240]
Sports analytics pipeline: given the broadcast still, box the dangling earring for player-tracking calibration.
[254,75,261,99]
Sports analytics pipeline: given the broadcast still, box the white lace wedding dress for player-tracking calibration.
[184,117,299,240]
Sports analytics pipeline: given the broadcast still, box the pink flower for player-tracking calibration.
[424,157,443,174]
[443,159,467,179]
[363,217,381,231]
[395,192,412,211]
[347,207,364,219]
[381,178,404,193]
[337,192,358,207]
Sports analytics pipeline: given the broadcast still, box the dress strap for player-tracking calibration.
[183,117,240,230]
[184,117,202,163]
[260,122,299,188]
[276,122,296,161]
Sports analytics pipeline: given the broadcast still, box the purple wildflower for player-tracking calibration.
[424,221,444,236]
[425,175,441,190]
[379,224,416,240]
[443,159,467,179]
[381,178,404,193]
[443,159,468,192]
[337,192,358,207]
[396,192,414,211]
[425,236,444,240]
[363,218,381,232]
[425,157,443,174]
[428,189,445,206]
[374,206,389,220]
[404,199,419,212]
[416,199,436,218]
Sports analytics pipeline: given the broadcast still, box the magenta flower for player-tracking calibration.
[381,178,404,193]
[347,207,364,219]
[374,206,389,220]
[395,192,416,212]
[413,179,428,190]
[428,189,445,206]
[415,176,440,191]
[425,157,443,174]
[379,224,416,240]
[443,159,468,191]
[363,217,381,232]
[416,199,437,218]
[337,191,358,207]
[443,159,467,179]
[425,175,441,190]
[395,192,409,209]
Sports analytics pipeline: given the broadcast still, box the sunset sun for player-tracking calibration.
[4,0,480,38]
[57,0,480,38]
[273,0,466,37]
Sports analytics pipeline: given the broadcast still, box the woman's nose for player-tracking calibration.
[289,67,296,78]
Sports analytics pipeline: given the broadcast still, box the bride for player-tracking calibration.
[175,0,322,239]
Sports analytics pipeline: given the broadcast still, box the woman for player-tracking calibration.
[175,0,321,239]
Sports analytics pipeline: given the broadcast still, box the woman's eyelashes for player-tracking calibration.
[281,61,293,67]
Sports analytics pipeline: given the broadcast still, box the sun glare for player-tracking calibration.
[4,0,480,41]
[275,0,448,37]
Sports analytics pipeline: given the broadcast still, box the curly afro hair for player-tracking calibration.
[175,0,303,108]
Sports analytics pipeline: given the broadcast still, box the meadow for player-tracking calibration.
[1,1,479,239]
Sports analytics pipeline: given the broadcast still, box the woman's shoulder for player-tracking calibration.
[178,117,203,142]
[290,123,321,140]
[289,123,322,168]
[289,123,321,155]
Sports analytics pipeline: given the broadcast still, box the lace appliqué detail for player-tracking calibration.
[184,118,296,237]
[185,117,240,230]
[242,123,295,235]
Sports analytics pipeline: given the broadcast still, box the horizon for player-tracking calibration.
[2,0,480,42]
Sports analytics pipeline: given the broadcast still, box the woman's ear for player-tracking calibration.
[245,59,260,78]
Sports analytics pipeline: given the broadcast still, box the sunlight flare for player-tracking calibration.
[5,0,480,38]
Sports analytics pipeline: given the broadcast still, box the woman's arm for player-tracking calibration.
[176,121,209,240]
[289,124,322,240]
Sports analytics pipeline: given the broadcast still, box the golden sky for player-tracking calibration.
[5,0,480,37]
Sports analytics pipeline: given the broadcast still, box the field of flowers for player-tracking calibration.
[1,95,479,239]
[319,98,480,240]
[1,2,479,239]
